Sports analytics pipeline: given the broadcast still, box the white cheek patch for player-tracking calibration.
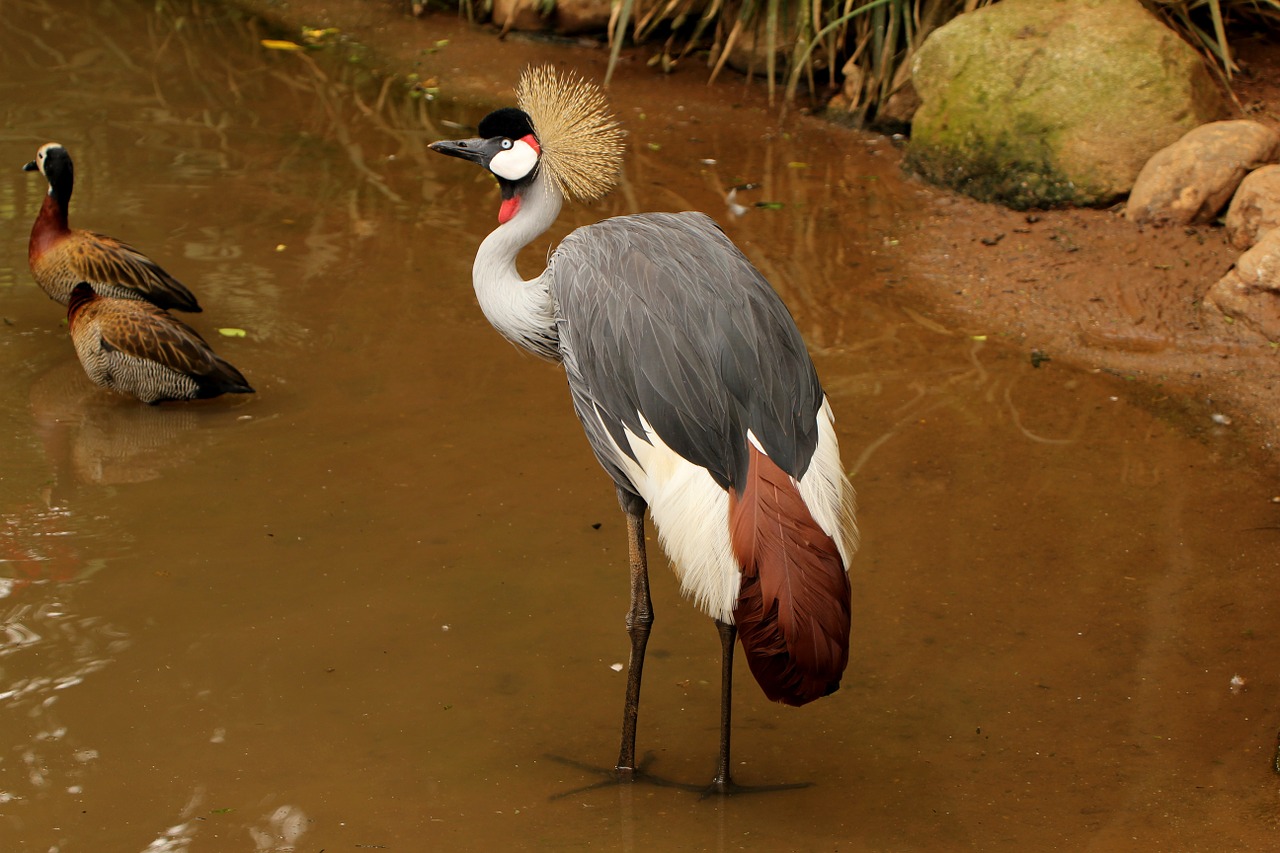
[489,139,539,181]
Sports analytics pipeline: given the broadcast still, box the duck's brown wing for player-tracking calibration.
[76,231,203,312]
[95,302,250,392]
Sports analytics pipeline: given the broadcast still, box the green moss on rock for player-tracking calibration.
[907,0,1225,209]
[906,135,1083,210]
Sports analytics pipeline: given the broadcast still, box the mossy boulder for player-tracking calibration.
[904,0,1225,209]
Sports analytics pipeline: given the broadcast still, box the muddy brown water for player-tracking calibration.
[2,0,1280,850]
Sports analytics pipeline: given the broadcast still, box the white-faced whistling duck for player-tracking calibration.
[67,283,252,404]
[24,143,202,312]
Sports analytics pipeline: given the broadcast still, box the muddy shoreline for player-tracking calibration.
[228,0,1280,458]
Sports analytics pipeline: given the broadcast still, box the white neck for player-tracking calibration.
[472,171,563,361]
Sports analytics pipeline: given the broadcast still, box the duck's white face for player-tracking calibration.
[33,142,65,176]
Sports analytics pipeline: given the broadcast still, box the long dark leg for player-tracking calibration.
[615,490,652,777]
[711,619,736,792]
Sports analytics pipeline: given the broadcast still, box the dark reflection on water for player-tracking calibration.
[2,0,1280,850]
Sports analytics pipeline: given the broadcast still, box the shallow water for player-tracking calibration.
[2,1,1279,850]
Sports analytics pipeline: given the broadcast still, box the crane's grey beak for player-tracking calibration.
[429,138,491,167]
[22,160,37,172]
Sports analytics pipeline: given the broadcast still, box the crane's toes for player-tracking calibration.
[707,774,733,796]
[545,754,812,798]
[545,753,702,799]
[700,776,812,799]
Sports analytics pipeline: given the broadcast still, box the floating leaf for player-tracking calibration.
[218,328,247,338]
[260,39,303,51]
[754,201,784,210]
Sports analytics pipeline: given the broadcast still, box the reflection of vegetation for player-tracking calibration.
[9,0,506,348]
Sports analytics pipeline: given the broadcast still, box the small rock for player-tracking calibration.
[722,23,803,81]
[491,0,549,32]
[877,80,920,130]
[1127,120,1280,227]
[840,57,865,105]
[872,62,919,131]
[552,0,611,34]
[1204,226,1280,340]
[1229,226,1280,291]
[1225,164,1280,250]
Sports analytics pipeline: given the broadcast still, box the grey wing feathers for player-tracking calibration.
[550,211,823,495]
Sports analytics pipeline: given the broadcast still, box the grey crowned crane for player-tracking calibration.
[430,66,857,792]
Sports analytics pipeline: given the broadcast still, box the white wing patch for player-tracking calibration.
[798,397,859,565]
[602,412,741,623]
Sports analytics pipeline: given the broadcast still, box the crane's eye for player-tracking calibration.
[500,139,513,150]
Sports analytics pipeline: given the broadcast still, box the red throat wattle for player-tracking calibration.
[498,196,520,224]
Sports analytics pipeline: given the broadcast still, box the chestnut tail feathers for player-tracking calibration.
[730,444,851,707]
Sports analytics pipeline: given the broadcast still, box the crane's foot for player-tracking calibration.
[701,774,811,799]
[545,754,812,799]
[545,753,704,799]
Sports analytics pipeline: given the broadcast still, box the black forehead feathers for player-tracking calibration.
[44,145,71,167]
[42,145,73,181]
[477,107,535,142]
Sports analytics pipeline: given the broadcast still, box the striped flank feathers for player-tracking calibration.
[68,283,252,404]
